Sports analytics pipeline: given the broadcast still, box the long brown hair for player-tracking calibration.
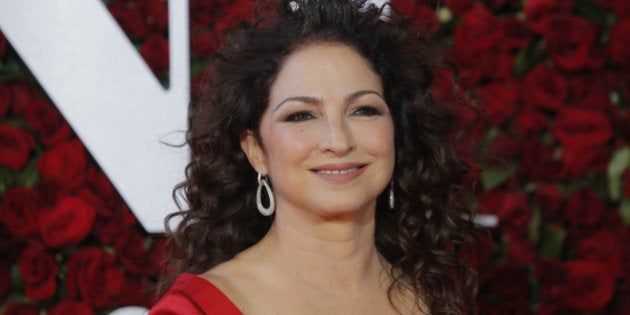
[163,1,479,313]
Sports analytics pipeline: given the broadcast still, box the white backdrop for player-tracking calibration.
[0,0,393,235]
[0,0,189,233]
[0,0,495,237]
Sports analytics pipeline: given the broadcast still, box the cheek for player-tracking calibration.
[355,120,395,157]
[265,126,317,167]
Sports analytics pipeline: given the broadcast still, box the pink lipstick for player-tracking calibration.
[310,163,366,183]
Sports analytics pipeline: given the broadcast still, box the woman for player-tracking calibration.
[152,0,478,314]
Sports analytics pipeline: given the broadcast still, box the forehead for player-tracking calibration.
[269,43,383,101]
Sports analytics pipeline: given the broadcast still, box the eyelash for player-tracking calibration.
[283,106,383,122]
[284,111,316,122]
[352,106,382,116]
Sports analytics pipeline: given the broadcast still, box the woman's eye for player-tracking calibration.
[352,106,382,116]
[284,111,315,122]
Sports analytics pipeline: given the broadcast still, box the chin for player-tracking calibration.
[312,200,377,219]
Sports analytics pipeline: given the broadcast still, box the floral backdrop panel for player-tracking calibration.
[1,0,629,314]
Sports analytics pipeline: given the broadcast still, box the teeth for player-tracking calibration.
[317,167,359,175]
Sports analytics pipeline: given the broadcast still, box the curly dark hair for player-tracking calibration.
[164,0,479,314]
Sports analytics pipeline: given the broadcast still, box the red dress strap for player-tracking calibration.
[150,273,243,315]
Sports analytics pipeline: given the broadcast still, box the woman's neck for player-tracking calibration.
[254,205,389,292]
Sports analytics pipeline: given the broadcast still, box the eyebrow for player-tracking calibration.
[272,90,385,112]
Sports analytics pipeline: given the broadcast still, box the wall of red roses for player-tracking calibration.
[1,0,629,314]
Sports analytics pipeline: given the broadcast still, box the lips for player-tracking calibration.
[315,166,361,175]
[310,163,366,182]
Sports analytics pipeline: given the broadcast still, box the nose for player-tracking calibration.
[318,116,355,155]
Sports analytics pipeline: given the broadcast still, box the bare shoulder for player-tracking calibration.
[199,260,248,303]
[198,253,266,310]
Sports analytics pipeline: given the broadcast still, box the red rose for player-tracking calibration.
[563,260,615,311]
[478,189,531,236]
[117,276,151,307]
[0,258,11,301]
[8,82,39,115]
[498,16,531,52]
[567,73,617,108]
[115,230,161,276]
[622,229,630,284]
[1,302,39,315]
[584,43,608,71]
[0,124,35,170]
[0,30,7,57]
[92,204,138,245]
[507,236,536,264]
[411,6,440,34]
[524,0,573,34]
[108,2,150,39]
[40,197,95,247]
[535,259,566,293]
[486,263,530,298]
[22,99,71,147]
[391,1,439,33]
[66,247,126,308]
[136,0,168,32]
[441,0,475,15]
[431,68,463,105]
[18,246,59,301]
[513,108,548,137]
[453,46,513,87]
[582,93,617,118]
[191,30,220,59]
[454,6,502,51]
[542,14,597,70]
[139,33,169,75]
[75,167,118,217]
[613,0,630,18]
[517,139,559,181]
[497,191,531,236]
[459,233,493,271]
[595,0,614,9]
[577,231,622,277]
[213,2,255,35]
[37,139,87,191]
[552,107,612,149]
[189,2,215,29]
[48,300,94,315]
[565,188,605,228]
[533,184,564,224]
[0,83,10,117]
[624,72,630,98]
[486,133,518,168]
[560,145,609,178]
[523,65,568,111]
[477,81,519,126]
[0,187,42,238]
[610,19,630,67]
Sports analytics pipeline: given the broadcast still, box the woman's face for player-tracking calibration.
[241,43,395,218]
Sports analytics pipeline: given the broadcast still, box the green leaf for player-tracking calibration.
[528,207,542,244]
[1,117,30,129]
[481,164,517,190]
[574,0,608,25]
[538,223,566,259]
[620,199,630,226]
[607,146,630,201]
[513,40,546,77]
[15,154,39,188]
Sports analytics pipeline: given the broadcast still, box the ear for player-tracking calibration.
[240,130,268,175]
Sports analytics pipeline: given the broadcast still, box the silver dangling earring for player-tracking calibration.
[389,180,395,211]
[256,172,275,216]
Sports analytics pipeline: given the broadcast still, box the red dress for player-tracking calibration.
[150,273,243,315]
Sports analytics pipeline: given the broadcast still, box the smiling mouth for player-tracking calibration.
[315,167,362,175]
